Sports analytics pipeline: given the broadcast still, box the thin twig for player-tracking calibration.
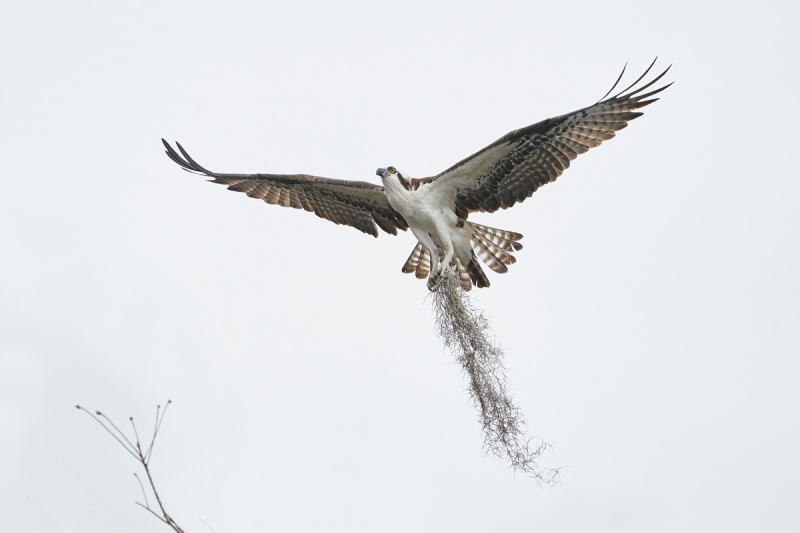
[145,404,162,463]
[75,407,139,461]
[76,402,185,532]
[131,417,143,460]
[134,472,150,509]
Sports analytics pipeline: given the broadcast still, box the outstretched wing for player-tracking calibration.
[423,59,672,217]
[162,140,408,237]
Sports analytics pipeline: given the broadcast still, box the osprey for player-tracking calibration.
[163,60,671,291]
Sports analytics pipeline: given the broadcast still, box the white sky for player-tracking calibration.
[2,1,799,532]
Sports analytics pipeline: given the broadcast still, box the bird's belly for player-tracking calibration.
[387,188,468,256]
[405,206,471,261]
[402,205,438,228]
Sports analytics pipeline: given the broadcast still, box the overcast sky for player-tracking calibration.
[2,1,799,532]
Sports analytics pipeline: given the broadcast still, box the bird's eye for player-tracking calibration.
[388,166,396,174]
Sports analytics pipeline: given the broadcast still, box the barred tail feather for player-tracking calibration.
[464,253,491,289]
[402,242,431,279]
[469,222,523,275]
[454,259,475,291]
[401,223,522,290]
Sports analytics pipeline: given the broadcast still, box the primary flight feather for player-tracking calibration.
[164,59,671,291]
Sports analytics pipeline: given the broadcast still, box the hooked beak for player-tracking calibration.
[376,168,389,179]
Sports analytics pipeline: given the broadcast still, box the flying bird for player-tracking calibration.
[163,60,671,291]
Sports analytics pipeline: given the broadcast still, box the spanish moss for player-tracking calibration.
[432,269,559,483]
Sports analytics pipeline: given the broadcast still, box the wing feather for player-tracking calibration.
[162,140,408,237]
[420,59,672,215]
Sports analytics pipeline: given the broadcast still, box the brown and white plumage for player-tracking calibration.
[401,223,523,288]
[162,144,408,237]
[163,59,671,290]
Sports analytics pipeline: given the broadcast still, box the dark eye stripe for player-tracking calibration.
[398,174,413,191]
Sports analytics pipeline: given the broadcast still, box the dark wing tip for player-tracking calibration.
[599,57,673,104]
[161,139,216,177]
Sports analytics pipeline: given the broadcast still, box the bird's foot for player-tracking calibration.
[427,273,443,292]
[427,265,447,292]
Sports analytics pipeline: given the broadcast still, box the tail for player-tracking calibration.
[401,222,523,290]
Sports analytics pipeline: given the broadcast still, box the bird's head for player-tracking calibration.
[376,166,414,191]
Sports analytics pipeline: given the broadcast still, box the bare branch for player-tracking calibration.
[147,401,172,464]
[134,472,150,509]
[75,405,139,461]
[77,402,186,532]
[130,417,143,459]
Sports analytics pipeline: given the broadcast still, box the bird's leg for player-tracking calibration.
[427,246,454,292]
[427,246,444,291]
[439,248,454,276]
